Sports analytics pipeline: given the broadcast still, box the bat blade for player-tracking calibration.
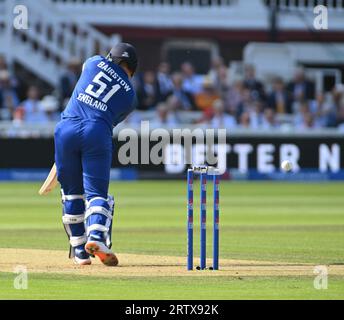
[38,163,58,195]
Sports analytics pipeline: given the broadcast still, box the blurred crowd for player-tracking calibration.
[130,59,344,131]
[1,54,344,132]
[0,55,61,124]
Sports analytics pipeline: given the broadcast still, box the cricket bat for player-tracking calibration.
[38,163,58,195]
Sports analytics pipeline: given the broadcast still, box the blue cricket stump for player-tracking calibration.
[187,166,220,271]
[213,173,219,270]
[187,169,194,271]
[200,171,207,270]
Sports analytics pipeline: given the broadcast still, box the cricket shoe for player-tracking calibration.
[74,246,91,266]
[85,240,118,267]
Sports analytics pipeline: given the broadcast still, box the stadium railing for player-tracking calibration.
[264,0,344,11]
[0,119,342,138]
[0,0,111,87]
[51,0,236,7]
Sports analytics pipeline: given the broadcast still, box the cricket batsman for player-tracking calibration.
[54,43,138,266]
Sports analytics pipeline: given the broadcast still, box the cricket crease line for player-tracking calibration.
[0,248,343,277]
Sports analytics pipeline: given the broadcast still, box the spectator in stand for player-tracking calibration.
[214,65,230,98]
[166,94,183,122]
[310,92,336,128]
[169,72,195,110]
[287,67,315,103]
[123,110,142,128]
[208,56,225,85]
[332,84,344,107]
[238,111,251,129]
[0,89,2,113]
[131,72,142,93]
[12,106,25,125]
[294,101,309,127]
[224,78,244,115]
[294,102,317,130]
[267,77,292,114]
[249,99,264,129]
[17,86,49,123]
[0,56,19,90]
[40,95,60,121]
[336,103,344,132]
[150,101,179,129]
[299,112,316,130]
[0,70,19,120]
[156,62,174,101]
[236,92,263,129]
[236,87,256,119]
[237,96,263,130]
[181,62,204,95]
[136,70,160,110]
[194,77,220,113]
[0,55,8,71]
[331,84,344,128]
[210,99,237,129]
[59,58,81,108]
[261,108,278,130]
[243,64,266,101]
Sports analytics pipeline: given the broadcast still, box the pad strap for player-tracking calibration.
[62,194,84,202]
[62,214,84,224]
[85,206,113,221]
[87,224,108,234]
[86,197,108,207]
[69,235,87,247]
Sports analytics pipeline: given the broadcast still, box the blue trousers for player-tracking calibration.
[55,118,113,199]
[54,118,114,254]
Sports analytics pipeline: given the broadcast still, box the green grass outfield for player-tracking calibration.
[0,181,343,299]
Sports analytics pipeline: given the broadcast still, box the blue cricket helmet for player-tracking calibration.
[107,42,138,76]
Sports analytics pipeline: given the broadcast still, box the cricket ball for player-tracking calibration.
[281,160,293,172]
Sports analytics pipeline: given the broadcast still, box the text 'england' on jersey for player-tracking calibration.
[62,55,135,129]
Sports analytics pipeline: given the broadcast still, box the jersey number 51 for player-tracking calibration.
[85,71,120,103]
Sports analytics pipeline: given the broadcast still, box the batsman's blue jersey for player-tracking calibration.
[62,55,135,129]
[55,55,135,204]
